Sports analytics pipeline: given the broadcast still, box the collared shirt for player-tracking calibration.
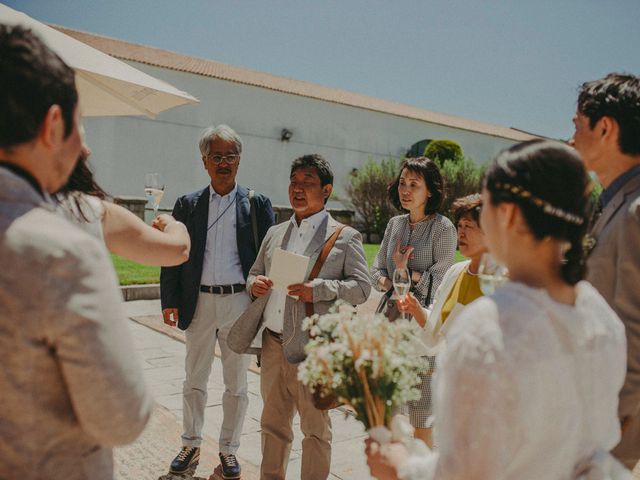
[262,209,328,333]
[200,183,245,286]
[0,162,44,199]
[600,164,640,208]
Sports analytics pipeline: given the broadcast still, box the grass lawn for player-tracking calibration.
[111,254,160,285]
[112,246,466,285]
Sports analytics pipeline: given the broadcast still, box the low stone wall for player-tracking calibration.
[114,197,356,228]
[114,196,147,221]
[121,284,160,301]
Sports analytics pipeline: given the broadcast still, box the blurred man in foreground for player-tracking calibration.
[0,24,152,480]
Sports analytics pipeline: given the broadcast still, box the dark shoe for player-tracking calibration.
[169,446,200,474]
[219,452,241,479]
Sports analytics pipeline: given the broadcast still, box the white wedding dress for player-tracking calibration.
[398,281,630,480]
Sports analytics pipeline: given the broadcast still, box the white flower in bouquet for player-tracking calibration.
[298,301,428,430]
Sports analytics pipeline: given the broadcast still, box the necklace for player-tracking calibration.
[466,264,479,276]
[408,214,432,227]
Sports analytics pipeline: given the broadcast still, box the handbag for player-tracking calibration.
[375,288,401,322]
[307,224,346,411]
[375,272,433,321]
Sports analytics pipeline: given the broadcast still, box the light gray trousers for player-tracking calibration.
[182,291,252,453]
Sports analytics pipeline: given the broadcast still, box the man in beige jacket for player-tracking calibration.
[0,25,152,479]
[229,154,371,480]
[570,73,640,469]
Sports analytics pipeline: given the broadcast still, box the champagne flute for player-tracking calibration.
[477,253,508,295]
[393,267,411,321]
[144,173,165,218]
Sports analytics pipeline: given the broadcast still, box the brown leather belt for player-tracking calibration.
[265,328,283,343]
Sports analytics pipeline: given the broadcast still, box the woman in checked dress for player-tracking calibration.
[371,156,457,446]
[366,140,630,480]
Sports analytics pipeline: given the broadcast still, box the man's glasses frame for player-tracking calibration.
[205,153,240,164]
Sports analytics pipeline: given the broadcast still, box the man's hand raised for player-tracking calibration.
[251,275,273,298]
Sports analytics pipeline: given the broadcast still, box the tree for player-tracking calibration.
[346,157,400,242]
[439,157,484,221]
[423,139,464,165]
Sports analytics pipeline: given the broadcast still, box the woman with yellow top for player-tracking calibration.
[399,194,487,447]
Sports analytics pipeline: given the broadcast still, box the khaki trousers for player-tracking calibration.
[259,331,332,480]
[182,292,252,453]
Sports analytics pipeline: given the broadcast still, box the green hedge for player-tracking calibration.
[440,157,484,221]
[423,139,464,164]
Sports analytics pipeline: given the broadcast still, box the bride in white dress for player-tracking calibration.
[366,139,631,480]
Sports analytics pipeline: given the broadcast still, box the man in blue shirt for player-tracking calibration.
[570,73,640,469]
[161,125,274,478]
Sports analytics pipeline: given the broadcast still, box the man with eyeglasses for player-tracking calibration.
[161,125,274,478]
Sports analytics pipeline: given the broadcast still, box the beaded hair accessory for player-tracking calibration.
[493,182,585,226]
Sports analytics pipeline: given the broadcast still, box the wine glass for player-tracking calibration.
[477,253,508,295]
[144,173,165,218]
[392,267,411,321]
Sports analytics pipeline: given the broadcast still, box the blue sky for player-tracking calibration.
[5,0,640,140]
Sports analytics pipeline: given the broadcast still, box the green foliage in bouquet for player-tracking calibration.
[298,302,428,430]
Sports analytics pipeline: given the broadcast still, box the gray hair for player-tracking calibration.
[199,124,242,156]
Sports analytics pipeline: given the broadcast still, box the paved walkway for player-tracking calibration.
[114,297,640,480]
[114,298,375,480]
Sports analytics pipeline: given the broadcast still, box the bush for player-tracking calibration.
[440,157,484,221]
[346,157,400,242]
[424,140,464,164]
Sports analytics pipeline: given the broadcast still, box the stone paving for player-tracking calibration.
[115,297,640,480]
[115,299,373,480]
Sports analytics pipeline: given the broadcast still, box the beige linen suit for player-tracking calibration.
[228,214,371,480]
[587,173,640,468]
[0,169,153,480]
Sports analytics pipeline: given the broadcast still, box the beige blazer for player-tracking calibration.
[0,169,152,480]
[227,213,371,363]
[587,173,640,419]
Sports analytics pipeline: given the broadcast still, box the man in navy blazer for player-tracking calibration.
[161,125,274,478]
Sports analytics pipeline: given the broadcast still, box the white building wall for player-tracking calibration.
[84,61,520,209]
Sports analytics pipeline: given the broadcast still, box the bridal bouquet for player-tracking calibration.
[298,302,427,429]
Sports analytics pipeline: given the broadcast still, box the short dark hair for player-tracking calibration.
[483,139,591,285]
[451,193,482,225]
[0,25,78,149]
[388,157,445,215]
[577,73,640,155]
[290,154,334,187]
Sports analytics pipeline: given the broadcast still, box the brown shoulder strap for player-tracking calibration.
[305,224,346,317]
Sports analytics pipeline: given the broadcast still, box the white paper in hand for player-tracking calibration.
[269,248,310,295]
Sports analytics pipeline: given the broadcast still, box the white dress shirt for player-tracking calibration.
[263,209,328,333]
[200,184,245,286]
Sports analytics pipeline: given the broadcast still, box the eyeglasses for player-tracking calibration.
[205,154,240,164]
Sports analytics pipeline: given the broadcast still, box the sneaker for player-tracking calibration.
[169,446,200,474]
[219,452,241,479]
